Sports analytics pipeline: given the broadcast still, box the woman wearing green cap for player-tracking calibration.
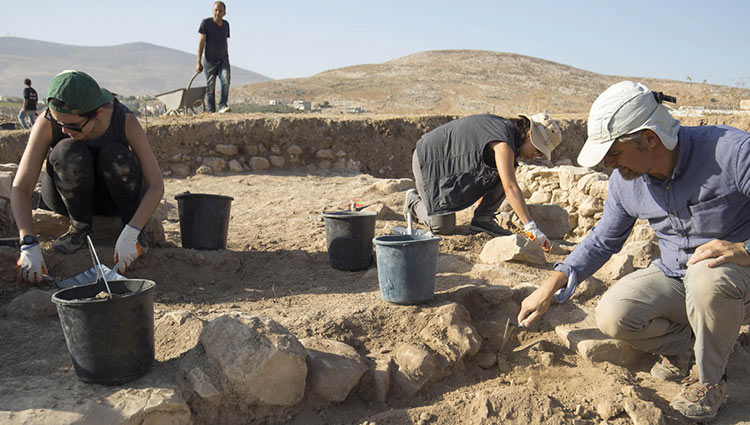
[11,70,164,283]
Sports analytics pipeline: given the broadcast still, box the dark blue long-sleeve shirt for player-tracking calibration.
[555,125,750,301]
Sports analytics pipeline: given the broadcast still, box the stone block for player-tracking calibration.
[170,163,191,177]
[555,325,643,366]
[199,314,307,406]
[419,303,482,364]
[0,170,14,199]
[596,253,634,281]
[373,178,413,194]
[202,157,228,173]
[227,159,244,173]
[392,343,438,396]
[358,355,392,402]
[301,337,368,402]
[215,144,239,156]
[526,204,570,239]
[315,149,335,159]
[249,156,270,170]
[479,235,546,266]
[286,144,303,155]
[7,289,57,320]
[269,155,285,168]
[187,367,222,404]
[622,240,659,269]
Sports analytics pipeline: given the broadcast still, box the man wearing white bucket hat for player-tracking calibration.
[405,113,562,249]
[518,80,750,421]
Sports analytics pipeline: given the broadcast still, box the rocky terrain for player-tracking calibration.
[1,112,750,424]
[232,50,750,116]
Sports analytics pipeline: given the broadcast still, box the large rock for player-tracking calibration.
[622,240,659,269]
[0,169,14,199]
[621,386,666,425]
[595,253,634,281]
[475,320,507,352]
[6,289,57,320]
[361,202,400,220]
[576,172,609,195]
[588,180,609,199]
[479,235,546,266]
[202,156,228,173]
[627,223,657,243]
[0,383,192,425]
[392,343,439,396]
[300,337,368,402]
[215,144,239,156]
[557,166,591,191]
[188,367,222,404]
[249,156,271,170]
[200,314,307,406]
[373,178,413,194]
[358,354,392,402]
[555,325,643,366]
[419,303,481,363]
[475,285,513,304]
[227,159,245,173]
[526,204,570,239]
[578,196,603,217]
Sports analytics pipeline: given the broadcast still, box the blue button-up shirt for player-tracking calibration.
[555,125,750,301]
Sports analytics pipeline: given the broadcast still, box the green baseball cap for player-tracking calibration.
[46,70,114,115]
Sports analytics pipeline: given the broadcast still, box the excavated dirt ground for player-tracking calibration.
[2,169,750,424]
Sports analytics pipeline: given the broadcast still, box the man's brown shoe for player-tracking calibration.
[650,353,692,382]
[670,379,727,421]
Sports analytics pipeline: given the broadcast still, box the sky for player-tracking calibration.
[2,0,749,87]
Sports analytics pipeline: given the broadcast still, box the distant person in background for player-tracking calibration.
[405,113,562,249]
[11,70,164,283]
[17,78,38,130]
[196,1,231,113]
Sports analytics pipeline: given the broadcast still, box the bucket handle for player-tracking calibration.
[86,235,113,297]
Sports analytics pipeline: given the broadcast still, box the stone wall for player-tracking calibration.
[0,115,591,179]
[2,114,749,179]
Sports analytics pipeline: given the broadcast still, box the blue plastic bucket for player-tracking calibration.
[373,233,441,304]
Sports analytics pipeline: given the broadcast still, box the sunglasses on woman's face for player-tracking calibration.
[44,108,92,133]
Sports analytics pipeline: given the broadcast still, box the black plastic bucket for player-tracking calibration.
[373,233,441,304]
[51,279,156,385]
[322,211,377,271]
[175,192,233,250]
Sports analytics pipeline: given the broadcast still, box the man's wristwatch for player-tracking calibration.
[20,235,38,247]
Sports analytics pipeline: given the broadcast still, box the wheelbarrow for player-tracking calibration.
[154,72,206,115]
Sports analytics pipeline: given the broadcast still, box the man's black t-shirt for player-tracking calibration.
[199,18,230,63]
[23,87,38,111]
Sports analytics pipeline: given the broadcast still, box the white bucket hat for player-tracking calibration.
[578,80,681,167]
[519,112,562,161]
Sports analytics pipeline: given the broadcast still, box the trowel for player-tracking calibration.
[499,317,547,353]
[498,318,524,353]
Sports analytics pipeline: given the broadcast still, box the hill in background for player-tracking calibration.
[3,39,748,116]
[0,37,270,98]
[233,50,750,116]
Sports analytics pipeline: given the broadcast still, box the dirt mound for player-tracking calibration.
[233,50,750,116]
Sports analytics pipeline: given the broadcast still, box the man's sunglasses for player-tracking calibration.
[44,108,92,133]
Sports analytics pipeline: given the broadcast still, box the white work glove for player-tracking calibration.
[16,242,47,283]
[114,224,143,272]
[524,220,550,252]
